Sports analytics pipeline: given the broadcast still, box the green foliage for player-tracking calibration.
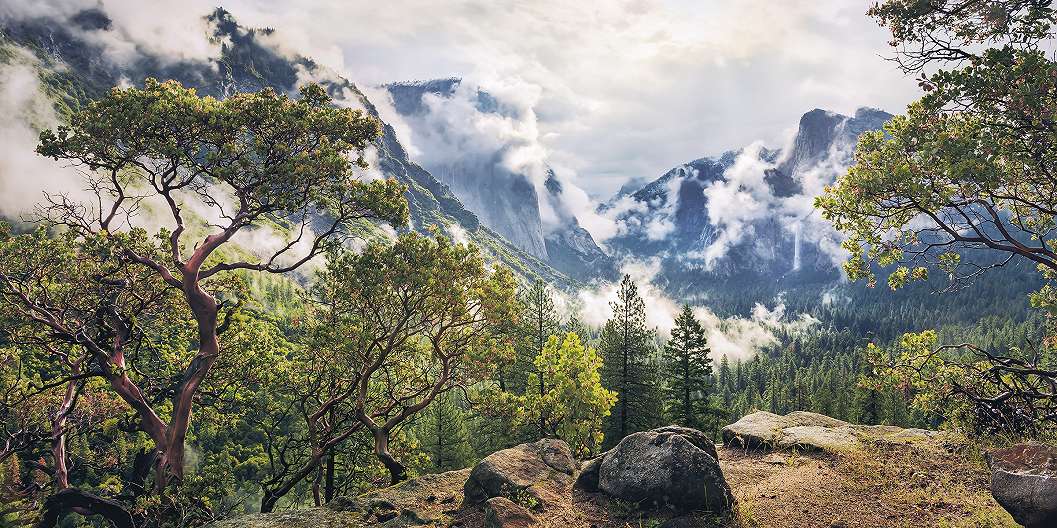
[37,78,408,230]
[816,0,1057,439]
[515,279,563,433]
[661,304,716,432]
[600,275,664,445]
[416,393,474,472]
[522,333,616,457]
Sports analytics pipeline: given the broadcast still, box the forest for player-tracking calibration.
[2,1,1057,527]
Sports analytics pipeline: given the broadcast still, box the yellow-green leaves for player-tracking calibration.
[522,332,616,457]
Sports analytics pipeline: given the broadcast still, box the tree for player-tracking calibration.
[817,1,1057,437]
[599,275,662,444]
[661,304,715,431]
[516,280,562,436]
[302,231,517,486]
[0,78,407,520]
[418,393,473,472]
[523,333,616,457]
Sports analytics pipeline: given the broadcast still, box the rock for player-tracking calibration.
[484,496,537,528]
[575,454,605,492]
[463,438,576,508]
[721,411,949,455]
[988,443,1057,528]
[323,496,361,512]
[722,411,850,450]
[598,426,734,514]
[721,411,789,448]
[777,425,859,453]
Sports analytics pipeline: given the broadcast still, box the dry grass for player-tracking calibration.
[720,439,1018,528]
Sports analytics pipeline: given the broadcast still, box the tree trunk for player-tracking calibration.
[157,280,221,488]
[36,488,135,528]
[50,377,79,490]
[324,451,336,503]
[373,430,407,485]
[683,351,691,428]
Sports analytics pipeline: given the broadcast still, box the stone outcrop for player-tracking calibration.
[589,426,734,515]
[988,443,1057,528]
[722,411,945,454]
[462,438,576,509]
[483,497,537,528]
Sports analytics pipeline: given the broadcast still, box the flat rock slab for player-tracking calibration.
[777,425,859,453]
[989,443,1057,528]
[722,411,948,455]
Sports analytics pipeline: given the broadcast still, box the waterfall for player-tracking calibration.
[792,221,802,271]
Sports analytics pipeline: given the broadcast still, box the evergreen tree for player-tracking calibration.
[418,393,473,472]
[661,304,714,431]
[600,275,662,445]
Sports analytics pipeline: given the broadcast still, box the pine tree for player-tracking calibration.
[418,393,473,472]
[661,304,714,431]
[600,275,662,445]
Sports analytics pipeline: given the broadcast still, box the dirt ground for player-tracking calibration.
[213,439,1019,528]
[719,443,1018,528]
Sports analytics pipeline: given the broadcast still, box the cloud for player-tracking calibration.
[1,0,223,67]
[572,257,818,360]
[691,145,778,265]
[0,57,85,220]
[2,0,919,201]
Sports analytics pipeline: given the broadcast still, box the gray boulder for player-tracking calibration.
[989,443,1057,528]
[575,454,605,492]
[463,438,576,508]
[598,426,733,514]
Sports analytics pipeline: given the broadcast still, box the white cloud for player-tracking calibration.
[1,0,223,67]
[0,58,85,219]
[573,257,818,360]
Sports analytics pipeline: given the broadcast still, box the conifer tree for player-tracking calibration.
[661,304,714,431]
[418,393,473,472]
[600,275,662,445]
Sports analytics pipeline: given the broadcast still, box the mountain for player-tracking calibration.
[384,78,617,282]
[601,107,892,294]
[385,78,549,260]
[0,8,578,288]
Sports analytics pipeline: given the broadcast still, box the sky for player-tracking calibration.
[1,0,922,199]
[212,0,923,197]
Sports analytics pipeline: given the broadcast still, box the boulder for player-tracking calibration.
[988,443,1057,528]
[575,454,605,492]
[721,411,948,455]
[598,426,733,514]
[484,496,537,528]
[463,438,576,508]
[722,411,850,450]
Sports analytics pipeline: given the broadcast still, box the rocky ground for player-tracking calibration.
[209,412,1020,528]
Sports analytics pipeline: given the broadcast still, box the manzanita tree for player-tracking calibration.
[0,78,407,522]
[817,1,1057,436]
[258,230,516,508]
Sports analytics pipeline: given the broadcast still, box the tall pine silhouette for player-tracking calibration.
[662,304,714,431]
[600,275,662,445]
